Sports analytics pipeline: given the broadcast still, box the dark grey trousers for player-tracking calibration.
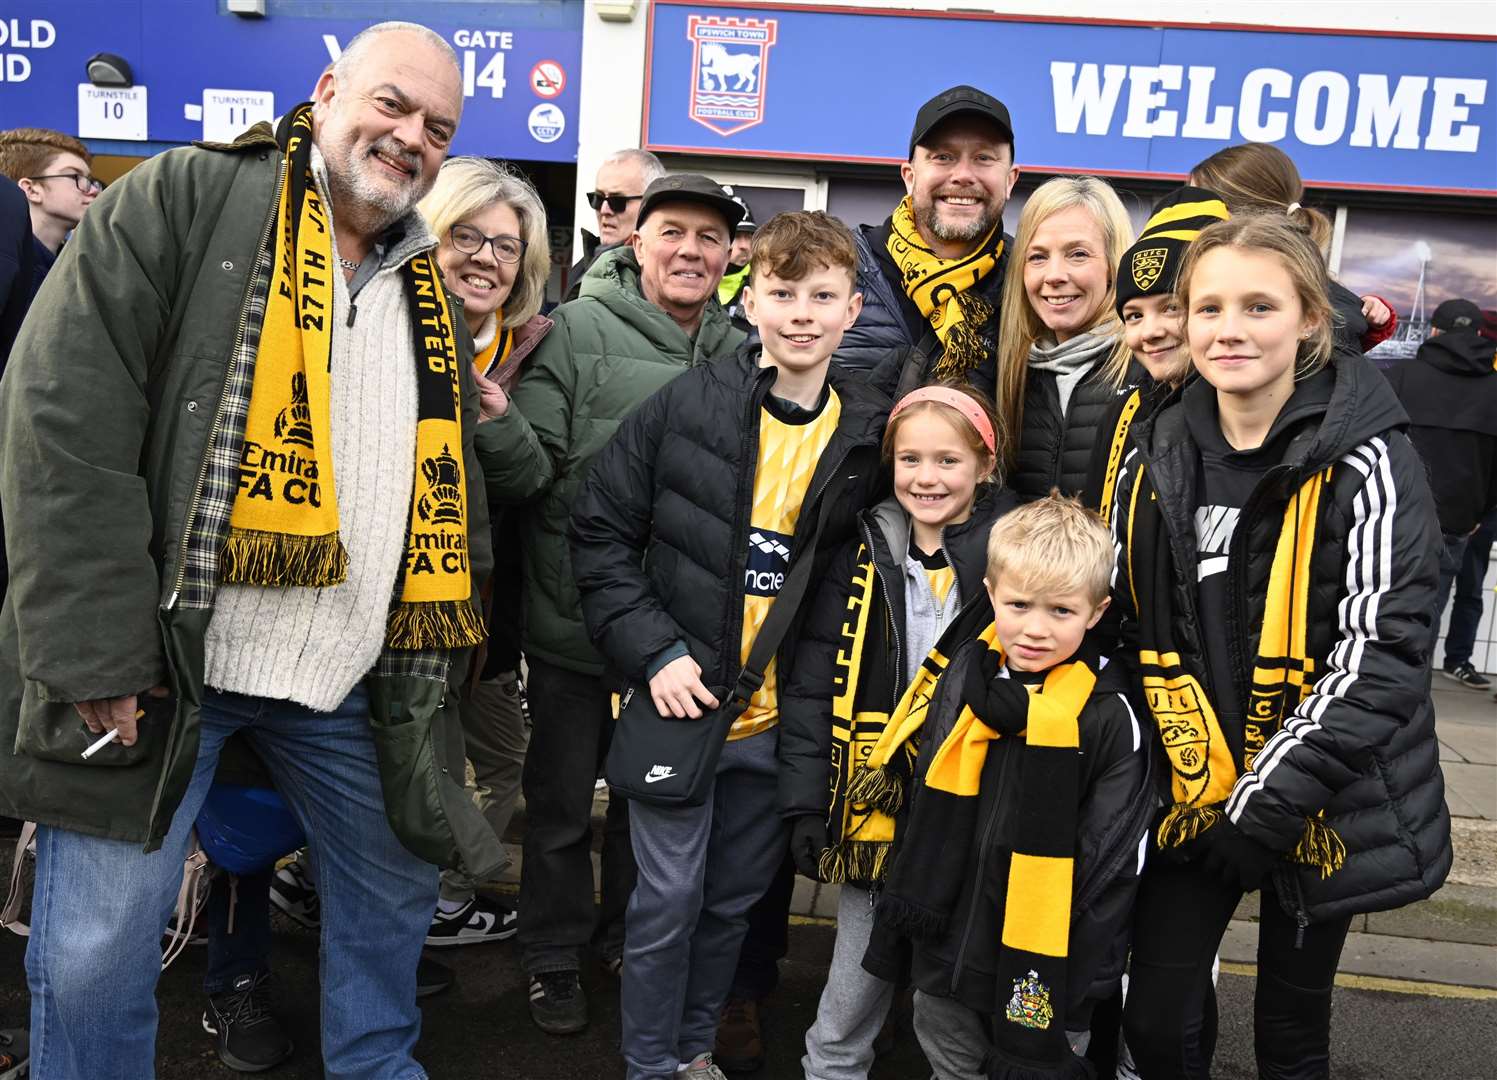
[620,729,786,1080]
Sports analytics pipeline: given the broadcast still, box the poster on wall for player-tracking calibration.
[0,1,583,161]
[643,2,1497,196]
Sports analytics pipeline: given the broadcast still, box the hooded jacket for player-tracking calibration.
[777,487,1019,829]
[835,221,1007,398]
[1384,328,1497,535]
[0,123,501,877]
[569,343,889,696]
[475,246,744,676]
[1111,352,1451,922]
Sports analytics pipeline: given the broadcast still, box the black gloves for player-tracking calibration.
[961,647,1031,736]
[790,815,828,881]
[1197,819,1281,891]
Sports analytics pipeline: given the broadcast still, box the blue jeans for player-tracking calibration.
[1444,510,1497,669]
[26,685,438,1080]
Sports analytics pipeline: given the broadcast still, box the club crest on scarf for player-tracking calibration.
[1005,970,1054,1031]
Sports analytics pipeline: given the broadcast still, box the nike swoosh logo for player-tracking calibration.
[645,770,675,783]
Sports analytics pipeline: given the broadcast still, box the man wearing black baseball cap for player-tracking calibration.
[476,172,745,1036]
[1385,295,1497,690]
[838,84,1020,396]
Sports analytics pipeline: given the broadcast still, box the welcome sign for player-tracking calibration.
[642,3,1497,196]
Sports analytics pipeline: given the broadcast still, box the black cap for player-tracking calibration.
[908,85,1013,159]
[637,174,745,236]
[1431,298,1481,331]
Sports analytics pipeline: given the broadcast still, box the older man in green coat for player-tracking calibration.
[0,23,501,1079]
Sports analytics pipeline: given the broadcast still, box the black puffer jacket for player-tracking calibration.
[778,486,1019,823]
[863,640,1151,1027]
[569,344,890,693]
[1112,353,1451,922]
[1012,356,1141,502]
[835,221,1007,399]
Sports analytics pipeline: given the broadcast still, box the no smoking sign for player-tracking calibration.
[529,59,566,99]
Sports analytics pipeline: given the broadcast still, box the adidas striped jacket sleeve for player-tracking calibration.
[1226,433,1441,849]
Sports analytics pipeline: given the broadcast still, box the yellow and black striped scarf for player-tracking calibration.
[473,316,514,378]
[886,195,1003,382]
[1123,463,1345,875]
[879,636,1098,1078]
[223,104,484,650]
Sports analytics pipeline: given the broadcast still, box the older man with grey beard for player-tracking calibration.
[0,21,499,1079]
[835,85,1020,398]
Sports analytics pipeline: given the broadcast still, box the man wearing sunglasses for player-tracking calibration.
[567,148,666,299]
[0,128,100,277]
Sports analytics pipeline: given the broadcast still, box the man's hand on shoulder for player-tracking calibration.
[74,686,168,747]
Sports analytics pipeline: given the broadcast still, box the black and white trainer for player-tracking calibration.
[425,893,518,947]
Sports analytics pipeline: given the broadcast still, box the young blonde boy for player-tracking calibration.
[863,495,1150,1080]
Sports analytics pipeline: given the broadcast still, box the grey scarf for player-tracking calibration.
[1028,330,1118,416]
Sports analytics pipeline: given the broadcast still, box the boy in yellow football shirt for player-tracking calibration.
[570,210,890,1080]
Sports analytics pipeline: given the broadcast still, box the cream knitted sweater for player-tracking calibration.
[204,170,432,712]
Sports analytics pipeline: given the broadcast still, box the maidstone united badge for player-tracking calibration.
[1005,970,1054,1030]
[1131,247,1168,292]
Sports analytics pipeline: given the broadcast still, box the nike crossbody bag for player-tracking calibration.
[605,485,836,808]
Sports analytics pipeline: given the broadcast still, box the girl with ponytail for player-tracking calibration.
[1189,143,1399,355]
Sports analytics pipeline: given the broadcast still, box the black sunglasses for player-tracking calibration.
[587,191,643,213]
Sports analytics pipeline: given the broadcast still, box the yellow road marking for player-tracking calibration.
[1220,961,1497,1000]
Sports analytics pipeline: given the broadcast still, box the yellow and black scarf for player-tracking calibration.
[473,316,514,378]
[886,195,1003,383]
[1123,462,1345,875]
[835,598,995,879]
[222,104,484,650]
[878,634,1097,1079]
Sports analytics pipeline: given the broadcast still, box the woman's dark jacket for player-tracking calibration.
[569,343,890,696]
[863,640,1151,1028]
[1111,353,1452,922]
[778,487,1019,825]
[1012,357,1143,503]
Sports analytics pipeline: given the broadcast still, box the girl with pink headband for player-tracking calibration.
[780,381,1018,1080]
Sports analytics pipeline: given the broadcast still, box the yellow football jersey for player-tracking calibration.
[732,390,842,740]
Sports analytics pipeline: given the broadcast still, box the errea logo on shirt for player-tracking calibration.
[745,528,791,596]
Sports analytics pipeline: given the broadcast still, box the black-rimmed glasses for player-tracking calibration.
[449,224,527,265]
[28,173,103,194]
[587,191,642,213]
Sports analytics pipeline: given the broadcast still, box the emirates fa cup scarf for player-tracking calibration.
[222,104,484,650]
[886,196,1003,383]
[1123,462,1345,876]
[878,635,1097,1080]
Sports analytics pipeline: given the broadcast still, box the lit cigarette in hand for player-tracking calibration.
[81,709,145,759]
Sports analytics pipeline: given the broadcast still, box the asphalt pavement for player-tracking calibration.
[2,901,1494,1079]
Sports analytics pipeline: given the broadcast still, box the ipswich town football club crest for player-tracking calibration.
[687,14,778,136]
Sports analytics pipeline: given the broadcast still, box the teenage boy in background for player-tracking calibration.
[569,211,890,1079]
